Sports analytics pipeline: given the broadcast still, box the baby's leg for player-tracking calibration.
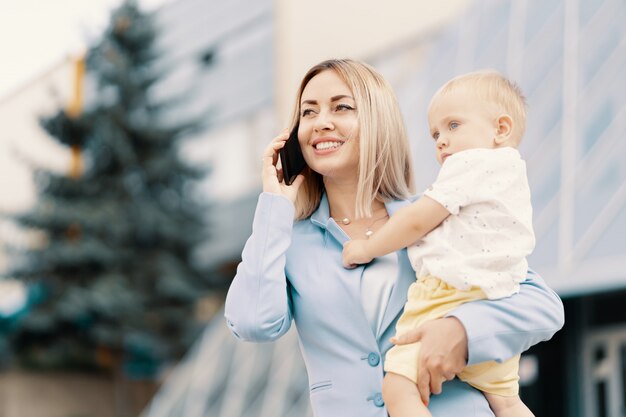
[460,355,531,416]
[382,372,431,417]
[484,393,534,417]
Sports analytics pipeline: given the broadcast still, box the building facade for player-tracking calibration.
[372,1,626,416]
[1,0,624,415]
[144,0,626,416]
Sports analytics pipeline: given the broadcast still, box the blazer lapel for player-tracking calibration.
[376,198,414,339]
[376,248,414,339]
[311,194,416,341]
[310,194,373,335]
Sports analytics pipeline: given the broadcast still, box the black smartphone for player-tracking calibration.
[279,124,307,185]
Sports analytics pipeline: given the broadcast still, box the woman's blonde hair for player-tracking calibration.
[429,70,527,144]
[289,59,415,220]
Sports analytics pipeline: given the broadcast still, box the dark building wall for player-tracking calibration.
[522,291,626,417]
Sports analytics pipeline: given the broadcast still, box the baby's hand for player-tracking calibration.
[342,239,373,268]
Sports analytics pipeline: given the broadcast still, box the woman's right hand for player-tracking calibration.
[391,317,468,405]
[262,130,305,204]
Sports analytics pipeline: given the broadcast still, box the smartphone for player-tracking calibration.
[279,124,307,185]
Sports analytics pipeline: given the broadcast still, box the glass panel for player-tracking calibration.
[596,381,607,417]
[579,0,608,28]
[595,344,607,364]
[582,100,613,155]
[524,0,561,46]
[621,344,626,417]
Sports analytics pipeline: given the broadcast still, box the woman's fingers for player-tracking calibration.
[280,173,305,204]
[290,173,305,189]
[272,138,286,167]
[263,130,288,154]
[263,133,288,166]
[261,157,278,194]
[261,130,305,200]
[388,328,431,404]
[391,318,467,404]
[417,370,431,406]
[429,370,445,395]
[261,131,291,193]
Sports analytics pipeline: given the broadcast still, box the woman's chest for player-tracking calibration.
[283,228,412,340]
[285,232,363,312]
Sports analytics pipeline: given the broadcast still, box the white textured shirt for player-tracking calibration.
[360,252,398,336]
[407,147,535,299]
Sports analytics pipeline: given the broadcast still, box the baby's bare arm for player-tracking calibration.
[363,196,450,260]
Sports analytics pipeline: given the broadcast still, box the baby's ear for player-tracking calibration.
[494,114,513,145]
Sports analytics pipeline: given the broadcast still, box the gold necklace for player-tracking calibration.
[332,212,389,238]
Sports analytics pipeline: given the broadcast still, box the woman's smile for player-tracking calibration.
[311,137,346,153]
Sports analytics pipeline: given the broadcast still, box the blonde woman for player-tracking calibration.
[225,59,563,417]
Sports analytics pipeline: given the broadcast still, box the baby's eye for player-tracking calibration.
[449,121,459,130]
[432,131,440,140]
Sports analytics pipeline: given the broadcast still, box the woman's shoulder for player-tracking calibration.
[386,194,421,208]
[291,217,320,237]
[408,193,422,203]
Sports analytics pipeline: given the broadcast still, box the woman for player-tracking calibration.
[224,59,563,416]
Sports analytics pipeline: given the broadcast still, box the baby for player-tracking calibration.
[343,70,536,417]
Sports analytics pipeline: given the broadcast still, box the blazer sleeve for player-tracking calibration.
[224,192,295,342]
[448,269,565,365]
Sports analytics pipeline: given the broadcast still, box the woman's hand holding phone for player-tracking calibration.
[261,130,305,204]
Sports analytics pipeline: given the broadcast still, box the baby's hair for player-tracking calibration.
[430,70,527,144]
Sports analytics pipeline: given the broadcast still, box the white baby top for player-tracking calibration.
[407,147,535,300]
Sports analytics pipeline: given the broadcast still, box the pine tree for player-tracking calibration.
[4,0,212,376]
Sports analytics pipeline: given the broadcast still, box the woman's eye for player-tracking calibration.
[449,122,459,130]
[336,104,354,111]
[301,108,314,117]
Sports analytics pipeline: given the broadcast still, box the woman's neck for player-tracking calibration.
[324,178,385,220]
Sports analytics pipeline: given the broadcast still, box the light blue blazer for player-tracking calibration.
[225,193,564,417]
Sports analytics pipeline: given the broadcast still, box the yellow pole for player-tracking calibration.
[67,55,85,179]
[67,55,85,118]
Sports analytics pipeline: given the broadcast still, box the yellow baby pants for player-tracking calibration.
[384,275,520,397]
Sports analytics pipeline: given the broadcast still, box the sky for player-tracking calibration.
[0,0,168,99]
[0,0,170,214]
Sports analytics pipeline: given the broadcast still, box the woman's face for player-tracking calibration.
[298,70,360,181]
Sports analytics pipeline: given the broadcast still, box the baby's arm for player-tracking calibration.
[342,196,450,267]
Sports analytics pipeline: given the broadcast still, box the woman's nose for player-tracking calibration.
[314,111,334,131]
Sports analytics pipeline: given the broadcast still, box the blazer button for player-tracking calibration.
[373,392,384,407]
[367,352,380,367]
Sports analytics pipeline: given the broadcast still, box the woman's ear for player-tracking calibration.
[494,114,513,145]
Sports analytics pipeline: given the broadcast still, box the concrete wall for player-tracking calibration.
[273,0,470,122]
[0,370,156,417]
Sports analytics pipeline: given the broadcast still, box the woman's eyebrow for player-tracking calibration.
[330,94,354,102]
[301,95,354,106]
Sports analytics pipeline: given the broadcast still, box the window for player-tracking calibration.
[584,327,626,417]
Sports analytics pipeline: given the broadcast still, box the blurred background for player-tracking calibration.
[1,0,625,416]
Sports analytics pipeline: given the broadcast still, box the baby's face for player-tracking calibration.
[428,88,499,165]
